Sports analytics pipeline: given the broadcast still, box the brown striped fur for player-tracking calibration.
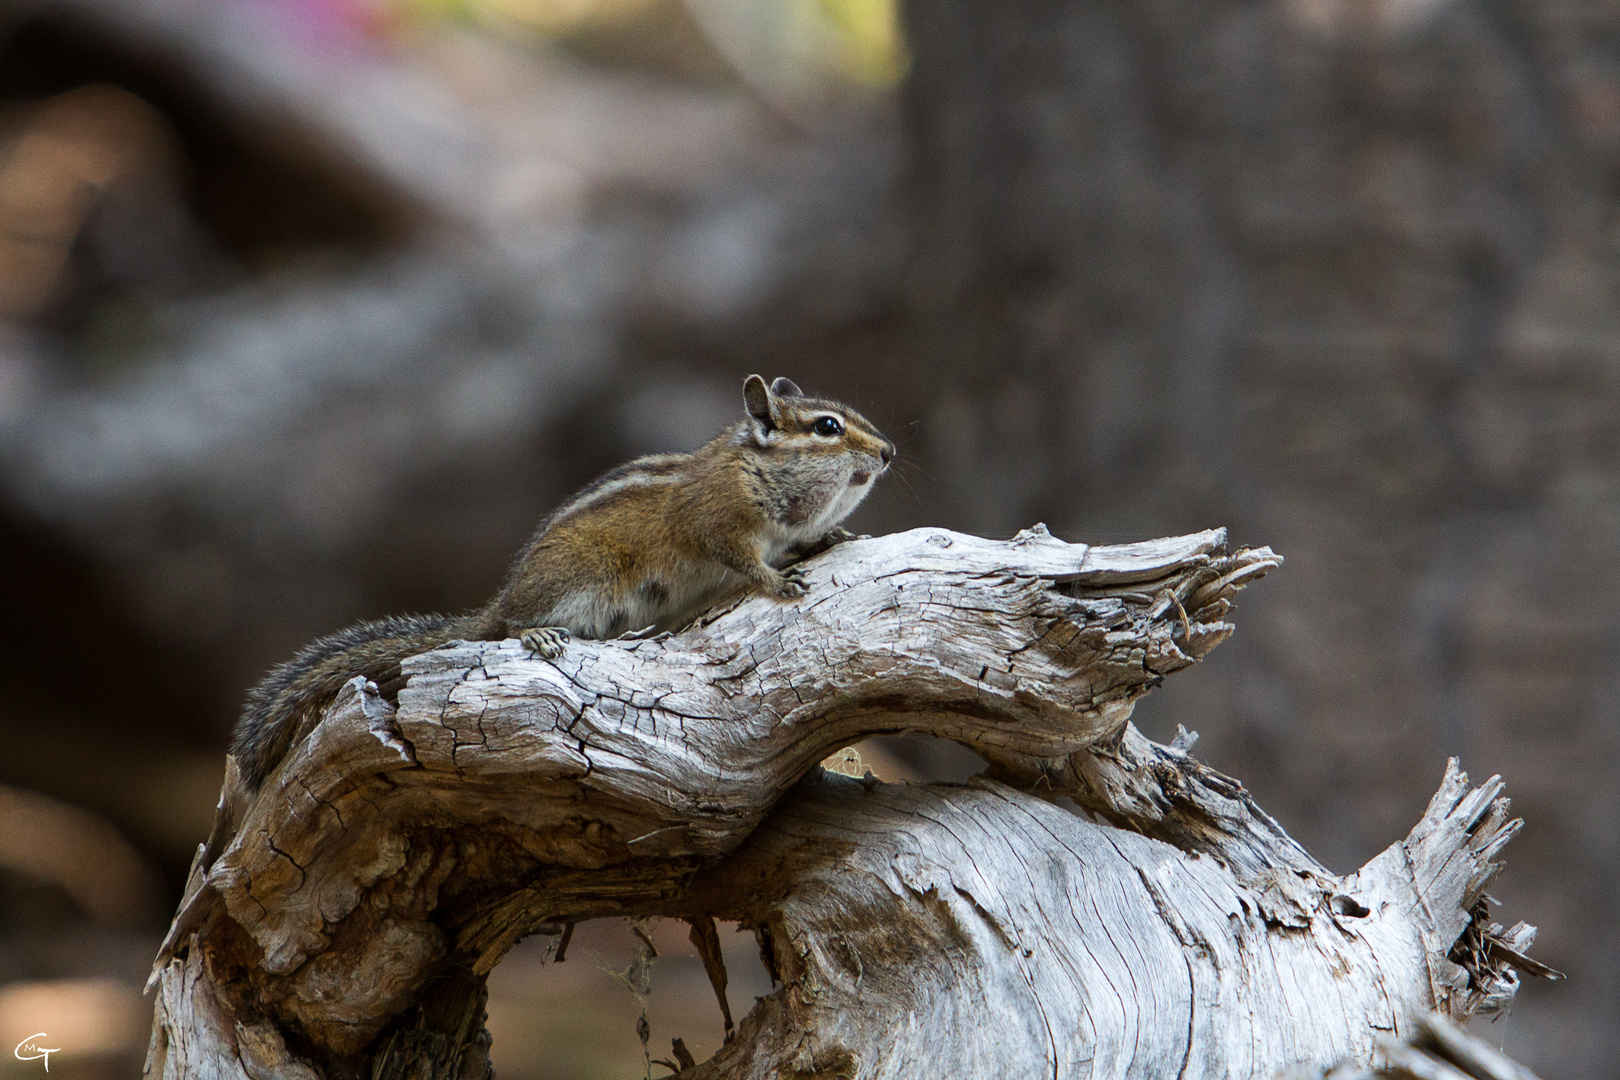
[231,375,893,790]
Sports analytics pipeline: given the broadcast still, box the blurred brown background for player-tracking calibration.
[0,0,1613,1075]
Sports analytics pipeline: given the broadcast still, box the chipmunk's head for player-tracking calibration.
[741,374,895,534]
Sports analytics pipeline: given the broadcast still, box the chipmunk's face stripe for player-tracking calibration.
[557,379,893,545]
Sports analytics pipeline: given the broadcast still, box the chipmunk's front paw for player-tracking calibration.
[520,626,570,659]
[822,526,858,545]
[791,527,860,561]
[771,567,810,599]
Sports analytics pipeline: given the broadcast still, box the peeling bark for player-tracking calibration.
[146,527,1549,1078]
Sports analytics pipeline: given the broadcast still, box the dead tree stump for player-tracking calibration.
[145,527,1548,1078]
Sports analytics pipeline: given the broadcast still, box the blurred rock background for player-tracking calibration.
[0,0,1612,1075]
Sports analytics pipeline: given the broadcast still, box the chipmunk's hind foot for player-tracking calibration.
[520,627,570,658]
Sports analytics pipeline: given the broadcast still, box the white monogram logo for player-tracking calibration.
[14,1034,59,1072]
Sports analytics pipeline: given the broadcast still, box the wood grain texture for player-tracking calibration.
[145,527,1547,1078]
[666,764,1521,1079]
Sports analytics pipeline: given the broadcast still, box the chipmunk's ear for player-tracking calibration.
[770,377,803,398]
[743,374,780,431]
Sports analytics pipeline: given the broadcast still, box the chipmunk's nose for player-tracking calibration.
[880,441,895,466]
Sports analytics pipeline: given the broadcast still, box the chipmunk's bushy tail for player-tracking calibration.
[232,613,470,790]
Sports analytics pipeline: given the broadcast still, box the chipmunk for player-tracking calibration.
[231,375,895,790]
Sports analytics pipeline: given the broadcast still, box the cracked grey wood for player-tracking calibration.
[664,758,1527,1079]
[145,526,1544,1079]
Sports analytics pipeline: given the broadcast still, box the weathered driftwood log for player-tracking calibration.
[145,526,1548,1079]
[1318,1012,1551,1080]
[663,755,1531,1079]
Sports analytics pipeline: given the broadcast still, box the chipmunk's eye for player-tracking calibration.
[813,416,844,437]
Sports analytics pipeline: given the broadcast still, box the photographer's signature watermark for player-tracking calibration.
[14,1033,59,1072]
